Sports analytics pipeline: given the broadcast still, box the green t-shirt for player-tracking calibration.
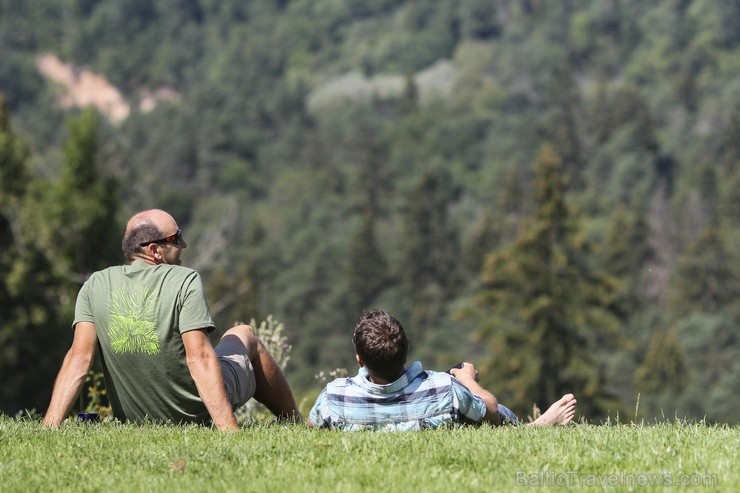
[74,259,216,424]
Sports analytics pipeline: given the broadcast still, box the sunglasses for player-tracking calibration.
[140,229,184,247]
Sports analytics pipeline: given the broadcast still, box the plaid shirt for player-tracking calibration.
[309,361,487,431]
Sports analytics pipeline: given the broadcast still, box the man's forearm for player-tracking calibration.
[455,375,501,425]
[43,352,94,428]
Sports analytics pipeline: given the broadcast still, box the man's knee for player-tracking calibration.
[222,324,259,356]
[226,323,256,338]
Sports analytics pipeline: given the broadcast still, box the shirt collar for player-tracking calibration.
[354,361,425,395]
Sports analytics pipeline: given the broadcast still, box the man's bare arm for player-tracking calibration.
[182,329,239,431]
[450,362,502,425]
[43,322,98,428]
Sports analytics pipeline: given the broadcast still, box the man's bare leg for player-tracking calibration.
[223,325,303,421]
[530,393,577,426]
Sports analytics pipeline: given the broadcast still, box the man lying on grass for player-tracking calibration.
[308,309,577,431]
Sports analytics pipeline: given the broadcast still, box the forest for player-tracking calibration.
[1,0,738,423]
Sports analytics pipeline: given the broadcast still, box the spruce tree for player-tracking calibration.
[0,95,68,413]
[670,227,739,315]
[671,164,739,315]
[27,107,121,282]
[542,57,585,191]
[473,144,620,418]
[343,209,389,317]
[399,168,461,346]
[634,326,687,394]
[602,203,654,311]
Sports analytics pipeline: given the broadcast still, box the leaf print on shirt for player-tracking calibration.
[108,285,160,354]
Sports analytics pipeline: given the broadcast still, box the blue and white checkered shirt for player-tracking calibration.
[309,361,487,431]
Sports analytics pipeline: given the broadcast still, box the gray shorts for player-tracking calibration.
[215,336,257,408]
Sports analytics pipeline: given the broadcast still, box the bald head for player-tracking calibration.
[125,209,177,237]
[122,209,181,261]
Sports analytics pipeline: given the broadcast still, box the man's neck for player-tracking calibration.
[366,369,404,385]
[130,254,158,265]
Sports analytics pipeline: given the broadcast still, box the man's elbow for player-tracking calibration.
[186,350,213,372]
[186,354,203,370]
[67,350,95,371]
[482,396,500,425]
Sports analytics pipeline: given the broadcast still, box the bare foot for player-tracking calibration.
[530,394,577,426]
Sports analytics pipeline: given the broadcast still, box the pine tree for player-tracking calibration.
[399,168,461,345]
[542,57,585,191]
[720,111,740,175]
[27,107,121,282]
[0,94,68,413]
[473,144,620,418]
[718,112,740,226]
[3,107,123,413]
[634,326,687,393]
[343,209,389,316]
[602,203,655,311]
[671,164,739,315]
[670,227,739,315]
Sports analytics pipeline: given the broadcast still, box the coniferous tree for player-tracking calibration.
[343,210,389,317]
[0,94,31,411]
[336,110,392,321]
[602,203,654,312]
[671,164,738,315]
[670,227,739,315]
[672,313,740,423]
[0,95,27,209]
[399,168,461,345]
[463,209,502,276]
[464,169,529,276]
[206,262,258,333]
[472,144,620,418]
[633,326,687,394]
[719,111,740,226]
[0,95,69,413]
[12,108,122,413]
[720,111,740,176]
[28,107,121,283]
[543,57,585,191]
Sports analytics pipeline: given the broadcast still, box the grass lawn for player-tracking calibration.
[0,416,736,492]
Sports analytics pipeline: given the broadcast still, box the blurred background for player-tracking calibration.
[1,0,738,423]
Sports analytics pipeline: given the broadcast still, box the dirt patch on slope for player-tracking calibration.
[35,53,179,123]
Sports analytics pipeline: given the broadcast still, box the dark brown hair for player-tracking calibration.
[352,309,409,381]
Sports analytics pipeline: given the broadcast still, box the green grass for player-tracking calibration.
[0,416,736,492]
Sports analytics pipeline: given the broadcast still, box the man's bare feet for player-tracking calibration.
[530,393,577,426]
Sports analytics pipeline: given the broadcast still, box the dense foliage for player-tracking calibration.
[1,0,738,423]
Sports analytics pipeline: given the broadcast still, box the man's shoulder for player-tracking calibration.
[322,376,373,401]
[128,262,202,281]
[87,263,198,275]
[419,368,452,382]
[154,263,200,277]
[418,369,479,401]
[411,367,455,388]
[84,265,124,282]
[84,263,202,287]
[325,377,356,392]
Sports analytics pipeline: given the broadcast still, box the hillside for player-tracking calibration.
[1,0,739,423]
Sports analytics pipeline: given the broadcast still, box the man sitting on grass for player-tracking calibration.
[308,309,577,431]
[44,209,302,430]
